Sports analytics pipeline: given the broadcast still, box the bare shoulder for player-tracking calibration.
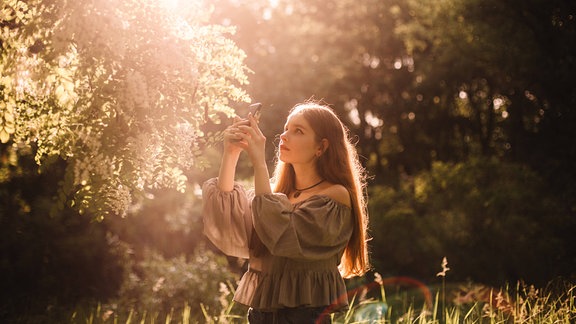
[321,183,351,208]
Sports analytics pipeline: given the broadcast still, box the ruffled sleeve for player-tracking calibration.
[202,178,254,259]
[251,194,353,260]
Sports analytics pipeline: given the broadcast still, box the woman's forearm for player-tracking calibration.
[217,151,241,191]
[253,162,272,195]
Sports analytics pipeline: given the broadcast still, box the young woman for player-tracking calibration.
[202,101,369,323]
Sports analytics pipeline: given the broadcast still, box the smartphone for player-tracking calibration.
[249,103,263,120]
[232,103,263,142]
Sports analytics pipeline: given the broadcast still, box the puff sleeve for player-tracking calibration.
[202,178,254,259]
[251,193,353,260]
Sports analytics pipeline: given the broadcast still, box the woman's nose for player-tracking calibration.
[280,131,287,141]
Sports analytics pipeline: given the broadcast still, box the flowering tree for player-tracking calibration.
[0,0,250,217]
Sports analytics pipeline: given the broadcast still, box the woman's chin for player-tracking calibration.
[278,153,289,163]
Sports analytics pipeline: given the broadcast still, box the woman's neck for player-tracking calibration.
[292,164,322,189]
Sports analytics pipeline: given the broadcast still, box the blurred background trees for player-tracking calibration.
[1,0,575,321]
[209,0,576,283]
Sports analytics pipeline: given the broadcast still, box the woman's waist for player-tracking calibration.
[250,255,340,272]
[235,259,348,311]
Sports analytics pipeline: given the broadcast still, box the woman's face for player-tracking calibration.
[278,112,320,165]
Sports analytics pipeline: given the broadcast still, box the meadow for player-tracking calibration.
[69,276,575,323]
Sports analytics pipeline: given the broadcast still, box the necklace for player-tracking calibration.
[293,179,325,198]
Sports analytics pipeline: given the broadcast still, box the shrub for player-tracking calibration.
[109,244,241,322]
[369,158,573,286]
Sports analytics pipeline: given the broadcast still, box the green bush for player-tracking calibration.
[109,244,242,322]
[0,156,128,322]
[369,158,574,286]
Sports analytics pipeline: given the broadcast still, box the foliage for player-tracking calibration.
[210,0,576,209]
[209,0,410,176]
[395,0,564,159]
[388,0,576,210]
[0,149,244,323]
[0,154,129,322]
[111,245,241,322]
[105,187,204,259]
[369,158,573,286]
[0,0,251,217]
[8,245,246,323]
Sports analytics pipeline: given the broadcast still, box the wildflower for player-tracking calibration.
[436,257,450,277]
[218,282,231,309]
[102,310,114,321]
[219,282,230,296]
[152,277,165,292]
[374,272,383,285]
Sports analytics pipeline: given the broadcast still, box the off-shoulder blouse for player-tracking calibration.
[202,178,353,311]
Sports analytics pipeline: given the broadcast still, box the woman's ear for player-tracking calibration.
[317,138,329,156]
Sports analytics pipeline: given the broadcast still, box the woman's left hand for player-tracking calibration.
[236,113,267,168]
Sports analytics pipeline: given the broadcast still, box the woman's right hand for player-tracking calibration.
[222,117,249,155]
[217,117,248,191]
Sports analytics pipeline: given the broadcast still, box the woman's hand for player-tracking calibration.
[237,114,271,195]
[236,113,267,168]
[217,117,249,191]
[222,117,249,156]
[220,113,270,195]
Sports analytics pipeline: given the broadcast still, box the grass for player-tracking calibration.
[64,278,575,323]
[31,259,576,323]
[331,277,576,323]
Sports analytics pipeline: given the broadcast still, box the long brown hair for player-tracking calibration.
[272,101,370,278]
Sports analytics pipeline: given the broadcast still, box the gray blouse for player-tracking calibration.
[202,178,353,311]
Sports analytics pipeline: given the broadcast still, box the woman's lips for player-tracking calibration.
[280,144,290,151]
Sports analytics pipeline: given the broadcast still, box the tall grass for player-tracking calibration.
[66,258,575,323]
[331,278,575,323]
[68,280,574,323]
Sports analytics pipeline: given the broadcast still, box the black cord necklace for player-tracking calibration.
[293,179,325,198]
